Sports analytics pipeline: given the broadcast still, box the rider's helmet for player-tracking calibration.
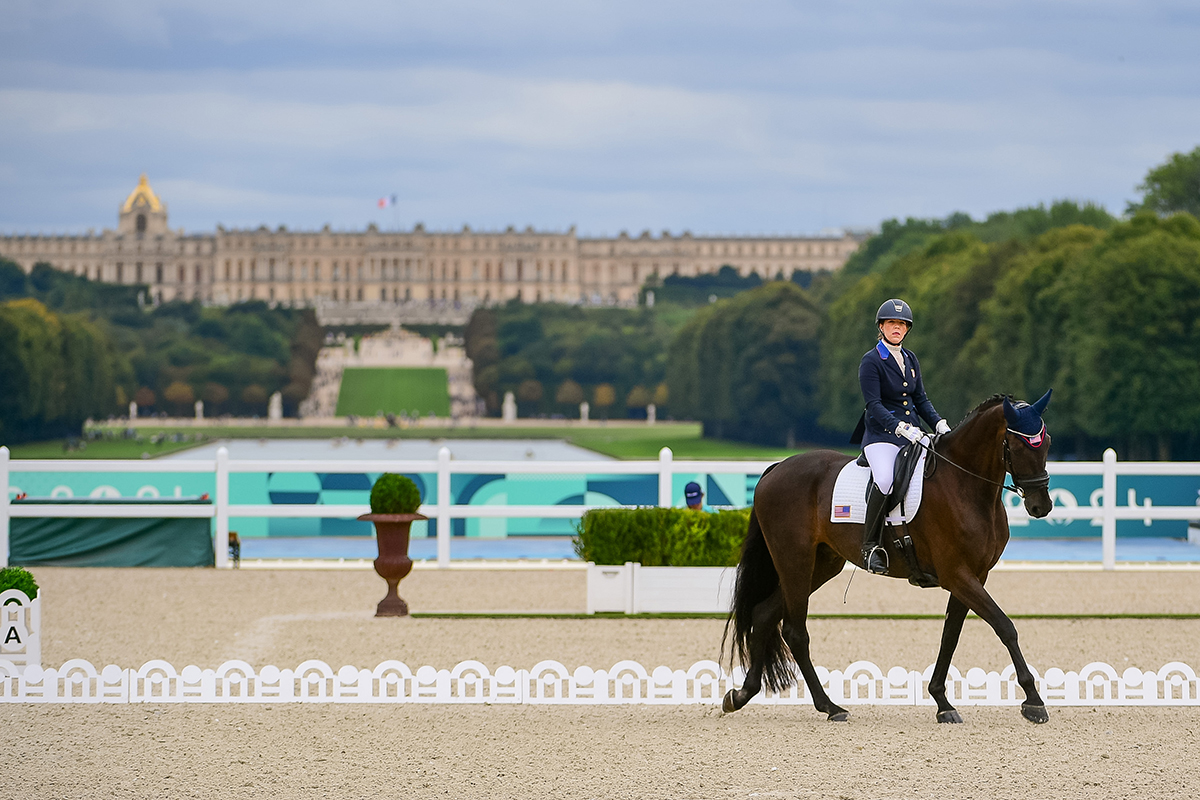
[876,298,913,326]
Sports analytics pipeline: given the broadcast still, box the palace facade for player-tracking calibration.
[1,176,862,309]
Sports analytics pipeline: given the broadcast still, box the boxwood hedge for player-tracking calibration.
[572,507,751,567]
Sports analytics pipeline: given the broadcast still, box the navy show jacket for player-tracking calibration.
[852,340,943,447]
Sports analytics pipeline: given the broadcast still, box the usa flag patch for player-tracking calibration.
[834,504,851,518]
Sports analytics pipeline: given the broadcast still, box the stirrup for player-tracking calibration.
[864,545,889,575]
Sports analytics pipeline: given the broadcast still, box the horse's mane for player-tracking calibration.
[954,393,1012,428]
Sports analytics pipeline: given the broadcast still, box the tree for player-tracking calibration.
[652,382,669,407]
[625,385,650,408]
[163,381,195,411]
[555,379,584,406]
[1133,145,1200,218]
[134,386,156,407]
[516,378,543,404]
[241,384,268,409]
[593,383,616,411]
[202,382,230,406]
[667,282,824,445]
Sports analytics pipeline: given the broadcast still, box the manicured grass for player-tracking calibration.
[6,435,209,460]
[22,420,844,460]
[335,367,451,418]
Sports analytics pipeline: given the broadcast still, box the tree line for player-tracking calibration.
[0,261,322,443]
[468,146,1200,458]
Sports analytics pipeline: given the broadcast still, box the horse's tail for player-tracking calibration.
[722,498,795,693]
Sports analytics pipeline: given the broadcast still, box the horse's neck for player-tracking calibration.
[942,406,1006,480]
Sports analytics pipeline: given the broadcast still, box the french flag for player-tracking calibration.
[377,194,397,209]
[834,504,851,518]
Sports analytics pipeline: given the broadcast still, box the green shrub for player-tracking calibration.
[0,566,38,597]
[369,473,422,514]
[573,507,751,566]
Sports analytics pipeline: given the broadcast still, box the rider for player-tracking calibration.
[855,298,950,574]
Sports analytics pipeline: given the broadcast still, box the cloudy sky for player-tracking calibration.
[1,1,1197,237]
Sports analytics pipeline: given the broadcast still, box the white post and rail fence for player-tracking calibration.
[1,445,1198,571]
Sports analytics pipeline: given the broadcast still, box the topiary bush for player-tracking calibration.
[0,566,38,597]
[573,507,751,567]
[370,473,422,514]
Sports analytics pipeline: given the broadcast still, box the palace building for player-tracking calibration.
[1,176,862,312]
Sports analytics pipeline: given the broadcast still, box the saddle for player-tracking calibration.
[858,442,939,588]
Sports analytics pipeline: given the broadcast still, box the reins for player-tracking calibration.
[915,429,1048,498]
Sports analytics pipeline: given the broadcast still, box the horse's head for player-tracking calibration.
[1002,390,1053,518]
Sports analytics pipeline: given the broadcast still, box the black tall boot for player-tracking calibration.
[861,484,890,574]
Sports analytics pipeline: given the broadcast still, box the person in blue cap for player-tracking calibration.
[850,298,950,574]
[684,481,709,511]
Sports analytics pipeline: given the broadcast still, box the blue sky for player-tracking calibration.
[1,1,1197,237]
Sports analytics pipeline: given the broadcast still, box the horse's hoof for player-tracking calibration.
[1021,703,1049,724]
[827,710,849,722]
[722,690,739,713]
[936,709,963,724]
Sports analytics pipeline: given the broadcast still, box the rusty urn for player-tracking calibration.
[360,473,426,617]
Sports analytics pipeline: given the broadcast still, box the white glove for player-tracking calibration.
[935,419,951,435]
[895,422,922,443]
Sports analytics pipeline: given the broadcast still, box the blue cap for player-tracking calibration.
[684,481,703,503]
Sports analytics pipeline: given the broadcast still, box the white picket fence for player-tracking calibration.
[2,656,1197,707]
[2,445,1199,570]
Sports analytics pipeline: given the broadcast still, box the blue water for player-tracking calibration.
[239,536,1200,563]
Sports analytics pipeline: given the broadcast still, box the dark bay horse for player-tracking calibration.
[722,392,1054,724]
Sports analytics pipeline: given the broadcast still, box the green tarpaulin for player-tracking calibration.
[9,498,214,567]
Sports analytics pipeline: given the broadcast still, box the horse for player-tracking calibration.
[721,391,1055,724]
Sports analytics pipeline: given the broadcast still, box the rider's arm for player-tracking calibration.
[859,355,900,435]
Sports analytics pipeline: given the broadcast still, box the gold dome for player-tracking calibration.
[121,174,163,214]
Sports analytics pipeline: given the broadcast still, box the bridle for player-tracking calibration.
[917,422,1050,498]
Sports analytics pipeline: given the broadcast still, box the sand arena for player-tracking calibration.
[5,566,1200,799]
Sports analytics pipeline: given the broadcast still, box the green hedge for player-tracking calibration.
[0,566,38,597]
[573,507,751,566]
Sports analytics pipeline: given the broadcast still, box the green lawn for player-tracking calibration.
[24,420,838,461]
[335,367,450,417]
[6,435,209,460]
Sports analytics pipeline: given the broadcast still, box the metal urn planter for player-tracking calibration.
[358,513,427,617]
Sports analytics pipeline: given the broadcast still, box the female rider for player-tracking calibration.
[854,299,950,574]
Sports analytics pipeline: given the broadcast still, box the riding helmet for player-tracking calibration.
[876,298,913,326]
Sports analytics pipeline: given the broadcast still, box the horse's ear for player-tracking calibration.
[1031,389,1052,416]
[1002,396,1020,426]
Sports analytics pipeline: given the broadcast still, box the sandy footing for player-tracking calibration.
[5,566,1200,798]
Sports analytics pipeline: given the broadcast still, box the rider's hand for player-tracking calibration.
[935,419,951,435]
[896,422,923,443]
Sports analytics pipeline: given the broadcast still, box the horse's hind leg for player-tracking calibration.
[928,594,970,723]
[948,573,1049,724]
[780,548,849,722]
[722,588,783,712]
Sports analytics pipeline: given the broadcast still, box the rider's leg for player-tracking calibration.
[861,443,899,574]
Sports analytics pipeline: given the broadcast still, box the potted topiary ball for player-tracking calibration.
[358,473,426,617]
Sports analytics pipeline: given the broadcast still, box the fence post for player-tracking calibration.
[437,446,451,568]
[1102,448,1117,571]
[215,446,229,569]
[0,446,9,568]
[658,447,673,508]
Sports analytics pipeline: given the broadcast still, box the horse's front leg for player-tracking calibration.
[947,575,1048,724]
[928,594,970,723]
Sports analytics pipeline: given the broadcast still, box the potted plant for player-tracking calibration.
[358,473,426,617]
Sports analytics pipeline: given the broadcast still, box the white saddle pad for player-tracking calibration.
[830,452,926,525]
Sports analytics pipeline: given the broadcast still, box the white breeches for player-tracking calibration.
[863,442,901,495]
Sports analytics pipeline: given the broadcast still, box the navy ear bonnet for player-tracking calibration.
[1003,390,1052,437]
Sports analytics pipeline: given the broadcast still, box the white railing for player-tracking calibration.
[1,446,1198,570]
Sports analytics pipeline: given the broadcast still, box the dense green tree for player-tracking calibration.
[667,282,824,445]
[1132,145,1200,218]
